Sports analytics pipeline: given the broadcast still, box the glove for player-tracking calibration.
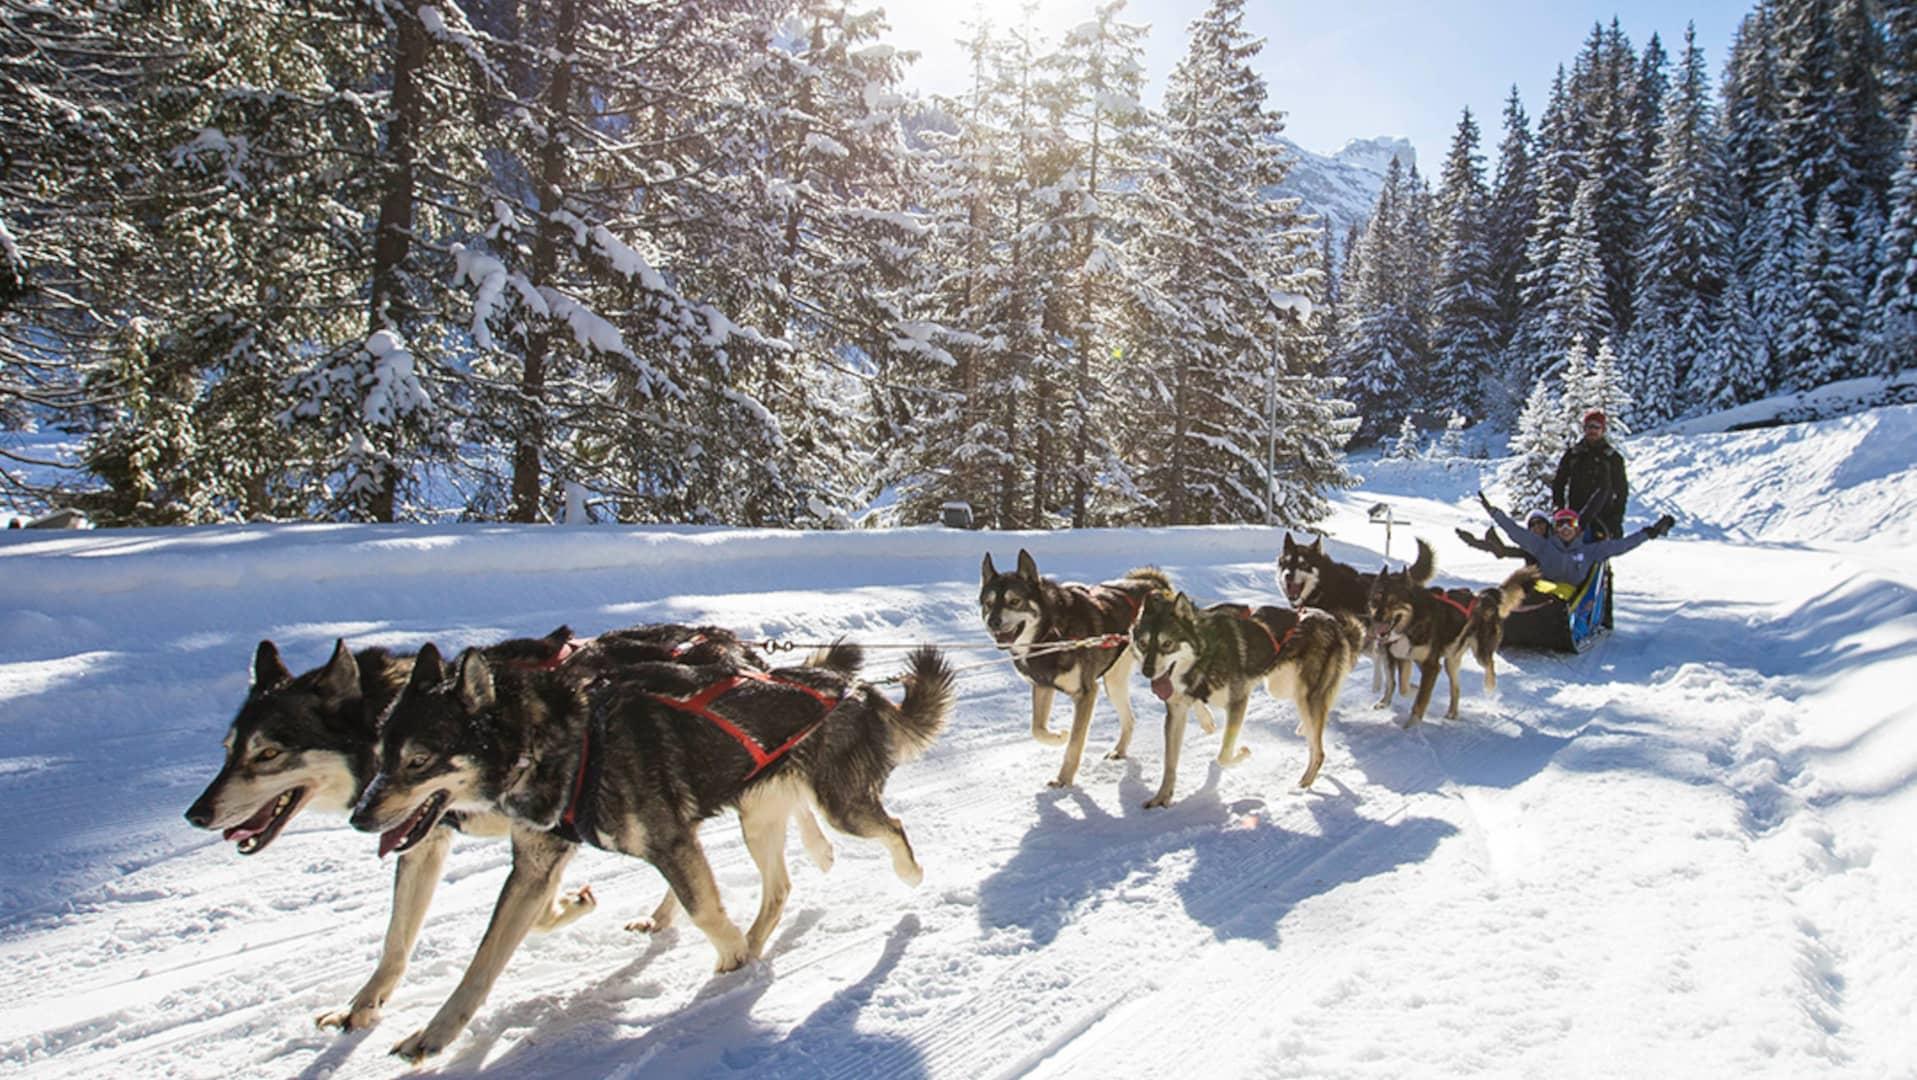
[1646,513,1675,539]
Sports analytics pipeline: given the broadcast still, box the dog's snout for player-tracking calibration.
[184,803,212,828]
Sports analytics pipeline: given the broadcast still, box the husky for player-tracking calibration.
[349,642,954,1063]
[1129,593,1364,805]
[1277,533,1435,700]
[1366,564,1540,726]
[180,622,807,1033]
[979,549,1171,788]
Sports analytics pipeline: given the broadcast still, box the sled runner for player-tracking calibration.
[1500,563,1612,653]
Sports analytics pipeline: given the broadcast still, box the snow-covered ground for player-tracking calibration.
[1,407,1913,1078]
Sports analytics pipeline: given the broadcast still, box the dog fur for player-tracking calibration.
[1129,593,1364,805]
[1366,565,1540,726]
[979,549,1171,787]
[349,643,953,1063]
[180,622,802,1033]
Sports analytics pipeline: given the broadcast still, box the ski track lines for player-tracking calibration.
[0,511,1905,1076]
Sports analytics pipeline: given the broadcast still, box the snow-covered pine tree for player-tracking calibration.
[1127,0,1318,524]
[1504,376,1562,510]
[1868,112,1917,376]
[1785,194,1870,387]
[1512,65,1582,380]
[1556,335,1593,435]
[1335,157,1422,440]
[1548,175,1613,357]
[1487,86,1537,358]
[1580,20,1647,336]
[1632,23,1731,425]
[1388,414,1421,460]
[1433,410,1467,459]
[1587,336,1635,435]
[1049,0,1154,526]
[1429,108,1500,420]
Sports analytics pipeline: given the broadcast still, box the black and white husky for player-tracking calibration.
[1277,533,1435,699]
[180,623,805,1032]
[979,549,1172,787]
[348,641,954,1063]
[1129,593,1364,806]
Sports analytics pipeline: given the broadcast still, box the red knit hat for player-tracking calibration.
[1583,410,1607,429]
[1552,507,1580,526]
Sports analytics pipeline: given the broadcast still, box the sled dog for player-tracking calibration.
[1277,533,1435,699]
[979,549,1171,787]
[1129,593,1364,805]
[349,642,953,1063]
[1367,565,1540,726]
[181,623,812,1032]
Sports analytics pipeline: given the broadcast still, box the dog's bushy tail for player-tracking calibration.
[888,647,954,760]
[1125,566,1173,596]
[1406,538,1437,587]
[803,638,863,677]
[1469,566,1540,668]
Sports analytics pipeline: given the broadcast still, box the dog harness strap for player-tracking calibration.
[1430,588,1477,619]
[559,712,593,840]
[669,633,707,658]
[1274,623,1301,657]
[1236,609,1290,657]
[647,672,843,781]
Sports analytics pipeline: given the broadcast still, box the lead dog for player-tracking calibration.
[181,623,825,1032]
[349,642,954,1063]
[979,549,1171,787]
[1129,593,1364,805]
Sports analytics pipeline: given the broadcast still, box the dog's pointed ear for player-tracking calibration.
[1311,536,1325,555]
[252,640,292,691]
[410,643,446,691]
[1172,592,1198,621]
[1016,549,1040,581]
[1283,532,1296,553]
[543,625,572,646]
[317,639,359,699]
[457,650,496,714]
[981,552,997,585]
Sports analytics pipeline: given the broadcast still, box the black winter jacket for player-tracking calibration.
[1551,438,1628,536]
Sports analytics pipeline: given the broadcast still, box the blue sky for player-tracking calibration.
[885,0,1755,168]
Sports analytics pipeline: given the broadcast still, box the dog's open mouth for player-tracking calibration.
[379,790,450,858]
[1283,580,1302,603]
[991,627,1022,646]
[1151,674,1175,701]
[225,787,307,856]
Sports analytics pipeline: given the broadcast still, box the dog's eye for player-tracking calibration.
[407,753,430,772]
[256,747,280,762]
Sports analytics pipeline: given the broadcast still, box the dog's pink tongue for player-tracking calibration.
[378,821,410,859]
[1151,675,1174,701]
[222,799,280,843]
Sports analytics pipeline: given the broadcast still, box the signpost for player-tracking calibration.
[1368,501,1410,561]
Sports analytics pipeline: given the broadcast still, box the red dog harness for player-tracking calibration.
[1430,588,1478,620]
[556,669,843,841]
[1237,609,1300,658]
[646,669,843,781]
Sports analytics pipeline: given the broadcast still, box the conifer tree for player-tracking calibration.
[1487,86,1537,352]
[1504,376,1563,510]
[1785,195,1869,386]
[1388,415,1421,460]
[1429,109,1499,419]
[1868,112,1917,375]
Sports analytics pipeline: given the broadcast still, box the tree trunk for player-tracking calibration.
[511,0,577,523]
[362,0,428,523]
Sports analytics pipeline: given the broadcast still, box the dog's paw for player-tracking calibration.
[713,944,750,974]
[894,859,925,887]
[1032,729,1068,747]
[1142,793,1173,809]
[1103,748,1128,761]
[1218,747,1252,767]
[1046,776,1075,790]
[315,1002,381,1032]
[625,916,665,934]
[391,1028,446,1065]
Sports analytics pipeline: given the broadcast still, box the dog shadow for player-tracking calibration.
[977,762,1456,949]
[432,913,926,1078]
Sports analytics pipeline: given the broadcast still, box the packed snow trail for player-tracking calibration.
[0,409,1912,1078]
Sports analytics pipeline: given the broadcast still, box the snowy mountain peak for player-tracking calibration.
[1269,135,1418,250]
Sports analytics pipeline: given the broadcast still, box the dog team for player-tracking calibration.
[182,533,1526,1062]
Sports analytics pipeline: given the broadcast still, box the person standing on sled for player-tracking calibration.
[1477,494,1673,586]
[1552,410,1628,540]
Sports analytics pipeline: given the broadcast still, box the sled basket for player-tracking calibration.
[1501,563,1612,654]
